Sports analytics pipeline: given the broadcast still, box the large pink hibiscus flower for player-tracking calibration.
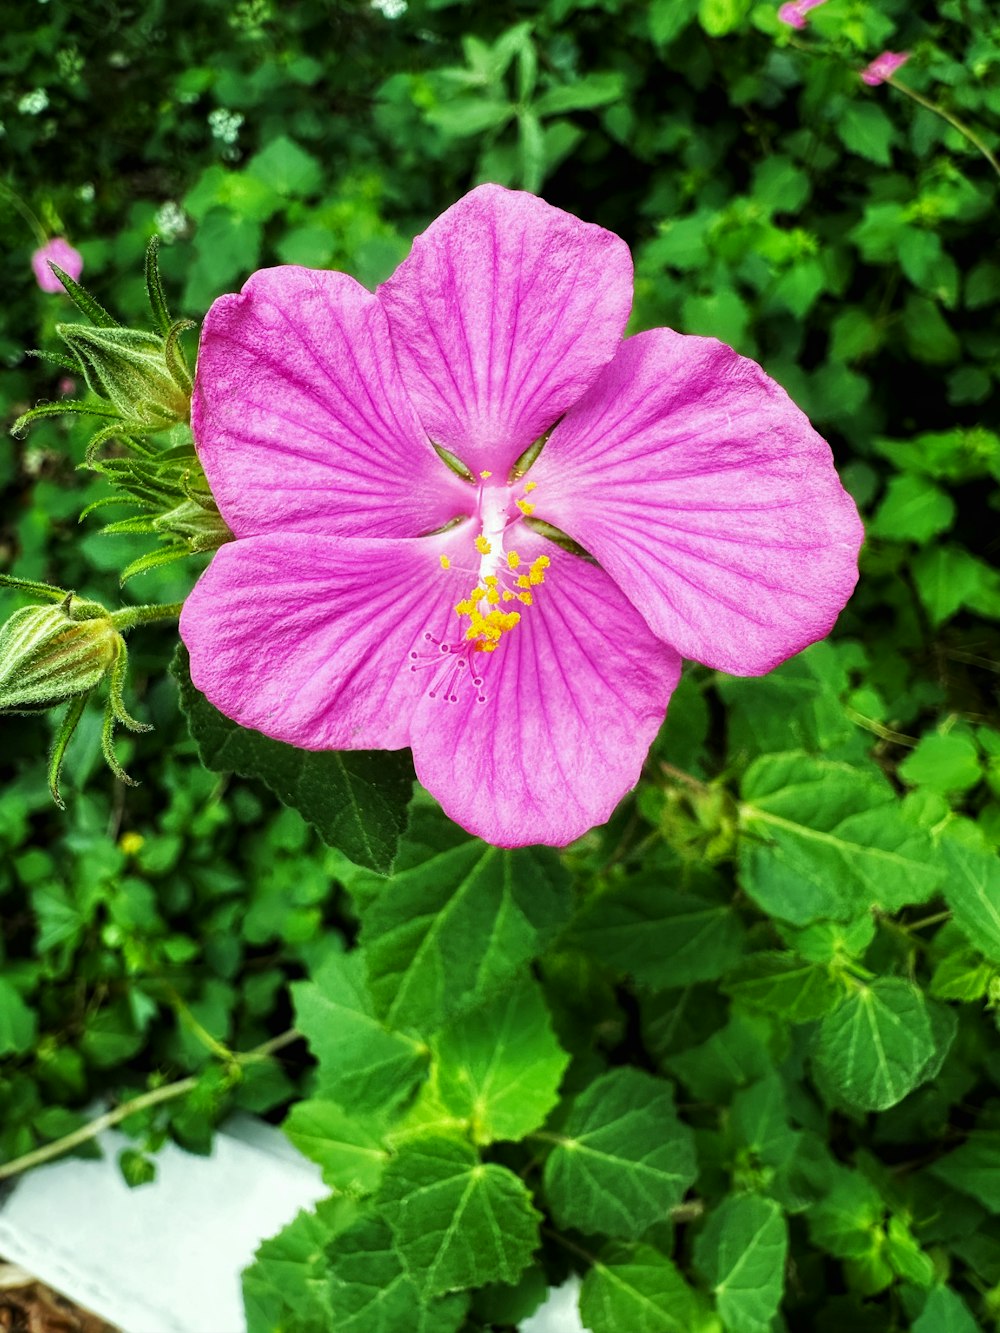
[180,185,862,848]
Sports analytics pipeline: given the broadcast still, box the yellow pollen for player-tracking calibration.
[439,554,451,570]
[524,481,537,492]
[518,591,533,606]
[475,534,492,555]
[506,550,521,569]
[516,499,535,516]
[502,591,514,602]
[484,575,498,587]
[517,574,531,589]
[479,470,492,479]
[487,588,500,605]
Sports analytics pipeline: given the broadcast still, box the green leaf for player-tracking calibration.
[899,732,982,794]
[376,1136,541,1296]
[427,97,514,137]
[941,841,1000,964]
[567,877,745,988]
[580,1243,720,1333]
[807,1172,885,1259]
[534,71,626,117]
[327,1215,468,1333]
[694,1194,788,1333]
[283,1100,389,1195]
[0,978,37,1056]
[698,0,751,38]
[173,646,413,875]
[357,808,571,1031]
[930,946,995,1002]
[738,753,944,923]
[869,474,956,544]
[813,978,936,1111]
[913,1286,981,1333]
[912,545,1000,626]
[246,135,323,196]
[543,1068,696,1239]
[433,976,569,1144]
[837,102,896,165]
[243,1200,355,1333]
[717,642,858,761]
[649,0,700,46]
[291,951,427,1118]
[931,1132,1000,1211]
[723,952,843,1023]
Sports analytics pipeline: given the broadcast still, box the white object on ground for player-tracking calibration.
[0,1112,327,1333]
[520,1275,586,1333]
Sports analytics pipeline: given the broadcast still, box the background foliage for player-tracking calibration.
[2,0,1000,1329]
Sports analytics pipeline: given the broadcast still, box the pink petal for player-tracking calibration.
[861,51,910,86]
[192,266,471,541]
[32,238,83,293]
[528,330,863,676]
[777,3,807,28]
[179,530,476,751]
[410,534,681,848]
[377,185,633,479]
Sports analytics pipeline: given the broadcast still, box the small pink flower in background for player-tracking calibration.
[31,237,83,293]
[180,185,863,848]
[58,377,77,397]
[777,0,827,29]
[861,51,910,86]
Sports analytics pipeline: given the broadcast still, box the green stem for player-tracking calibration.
[0,179,47,247]
[110,601,184,632]
[0,1028,302,1184]
[891,78,1000,182]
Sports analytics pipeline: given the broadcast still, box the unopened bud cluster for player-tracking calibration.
[0,596,122,712]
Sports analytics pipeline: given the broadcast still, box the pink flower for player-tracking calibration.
[31,237,83,293]
[180,186,862,848]
[861,51,910,86]
[777,0,827,29]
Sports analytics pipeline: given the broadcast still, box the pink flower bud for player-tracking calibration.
[861,51,910,86]
[31,237,84,293]
[777,0,827,28]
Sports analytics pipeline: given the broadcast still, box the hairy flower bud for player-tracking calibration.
[0,598,122,712]
[57,323,192,426]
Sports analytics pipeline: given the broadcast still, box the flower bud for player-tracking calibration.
[0,599,122,712]
[57,323,191,427]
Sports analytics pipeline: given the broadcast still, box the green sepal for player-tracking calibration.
[49,263,119,329]
[48,693,88,810]
[56,323,192,426]
[144,235,173,336]
[12,398,121,437]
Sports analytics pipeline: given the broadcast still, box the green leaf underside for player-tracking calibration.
[433,976,570,1144]
[814,978,936,1112]
[172,645,413,874]
[291,951,427,1118]
[543,1067,697,1239]
[739,753,943,924]
[579,1243,718,1333]
[376,1136,541,1296]
[327,1215,468,1333]
[358,809,572,1030]
[694,1194,789,1333]
[569,879,746,988]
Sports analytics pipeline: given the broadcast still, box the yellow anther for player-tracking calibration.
[502,590,514,602]
[518,591,533,606]
[533,555,550,570]
[480,470,492,479]
[484,575,498,587]
[524,481,537,492]
[517,574,531,589]
[529,570,545,586]
[475,534,492,555]
[506,550,521,569]
[516,499,535,516]
[439,554,451,570]
[487,588,500,605]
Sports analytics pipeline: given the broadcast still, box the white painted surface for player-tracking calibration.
[0,1113,327,1333]
[520,1276,586,1333]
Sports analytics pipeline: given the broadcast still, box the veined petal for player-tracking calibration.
[192,266,470,540]
[529,330,864,676]
[179,531,478,751]
[410,536,681,848]
[378,184,633,478]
